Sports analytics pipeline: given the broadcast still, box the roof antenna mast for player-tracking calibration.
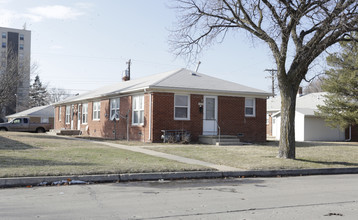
[195,61,201,72]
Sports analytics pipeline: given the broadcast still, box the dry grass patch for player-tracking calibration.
[0,132,208,178]
[145,141,358,170]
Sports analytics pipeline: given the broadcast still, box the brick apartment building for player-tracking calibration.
[54,69,270,142]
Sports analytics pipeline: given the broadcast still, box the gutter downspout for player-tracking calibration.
[346,125,352,142]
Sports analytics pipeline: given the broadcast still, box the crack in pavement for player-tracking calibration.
[130,200,357,220]
[81,185,104,209]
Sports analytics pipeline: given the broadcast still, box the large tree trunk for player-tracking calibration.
[278,86,298,159]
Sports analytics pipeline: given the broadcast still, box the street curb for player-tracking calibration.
[1,168,358,188]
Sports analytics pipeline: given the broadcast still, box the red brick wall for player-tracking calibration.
[54,96,148,141]
[127,95,149,142]
[352,125,358,142]
[218,96,266,142]
[151,93,203,142]
[54,105,71,130]
[54,106,63,130]
[78,97,147,141]
[143,93,151,142]
[54,93,267,143]
[87,100,108,138]
[151,93,266,142]
[346,125,358,142]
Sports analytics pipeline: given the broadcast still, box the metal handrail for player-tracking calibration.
[203,118,221,145]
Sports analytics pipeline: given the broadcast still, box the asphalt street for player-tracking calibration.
[0,174,357,219]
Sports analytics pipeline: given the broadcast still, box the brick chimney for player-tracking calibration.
[122,69,130,81]
[122,59,131,82]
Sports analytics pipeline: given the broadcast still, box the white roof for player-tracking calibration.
[296,108,318,116]
[267,96,281,112]
[57,68,271,104]
[296,92,327,108]
[269,92,328,117]
[6,105,54,118]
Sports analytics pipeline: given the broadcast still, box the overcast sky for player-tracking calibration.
[0,0,329,95]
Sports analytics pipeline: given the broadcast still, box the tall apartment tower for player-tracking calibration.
[0,27,31,121]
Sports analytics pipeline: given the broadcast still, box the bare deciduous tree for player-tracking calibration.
[170,0,358,159]
[47,87,72,104]
[304,76,324,94]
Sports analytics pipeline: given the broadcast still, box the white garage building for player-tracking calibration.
[268,92,345,141]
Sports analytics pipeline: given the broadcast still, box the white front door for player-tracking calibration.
[203,96,218,135]
[77,104,81,130]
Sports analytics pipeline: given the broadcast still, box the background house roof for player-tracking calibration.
[296,108,318,116]
[267,96,281,112]
[268,92,327,116]
[6,105,54,118]
[57,68,271,104]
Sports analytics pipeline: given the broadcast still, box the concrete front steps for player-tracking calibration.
[199,135,244,146]
[49,129,82,136]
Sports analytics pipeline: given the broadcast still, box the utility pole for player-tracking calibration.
[265,69,277,97]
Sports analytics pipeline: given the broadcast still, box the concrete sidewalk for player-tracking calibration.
[93,141,241,172]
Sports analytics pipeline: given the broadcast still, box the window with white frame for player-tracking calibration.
[65,106,71,124]
[245,98,256,117]
[59,106,62,121]
[174,95,190,120]
[132,95,144,125]
[110,98,120,120]
[82,103,88,124]
[93,101,101,120]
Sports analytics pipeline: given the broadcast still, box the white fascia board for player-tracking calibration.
[55,88,149,106]
[148,86,271,99]
[56,84,270,106]
[272,111,281,118]
[272,110,306,119]
[295,111,305,117]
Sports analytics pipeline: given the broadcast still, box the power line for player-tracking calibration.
[32,52,184,68]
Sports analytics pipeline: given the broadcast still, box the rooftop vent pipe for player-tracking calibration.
[195,61,201,72]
